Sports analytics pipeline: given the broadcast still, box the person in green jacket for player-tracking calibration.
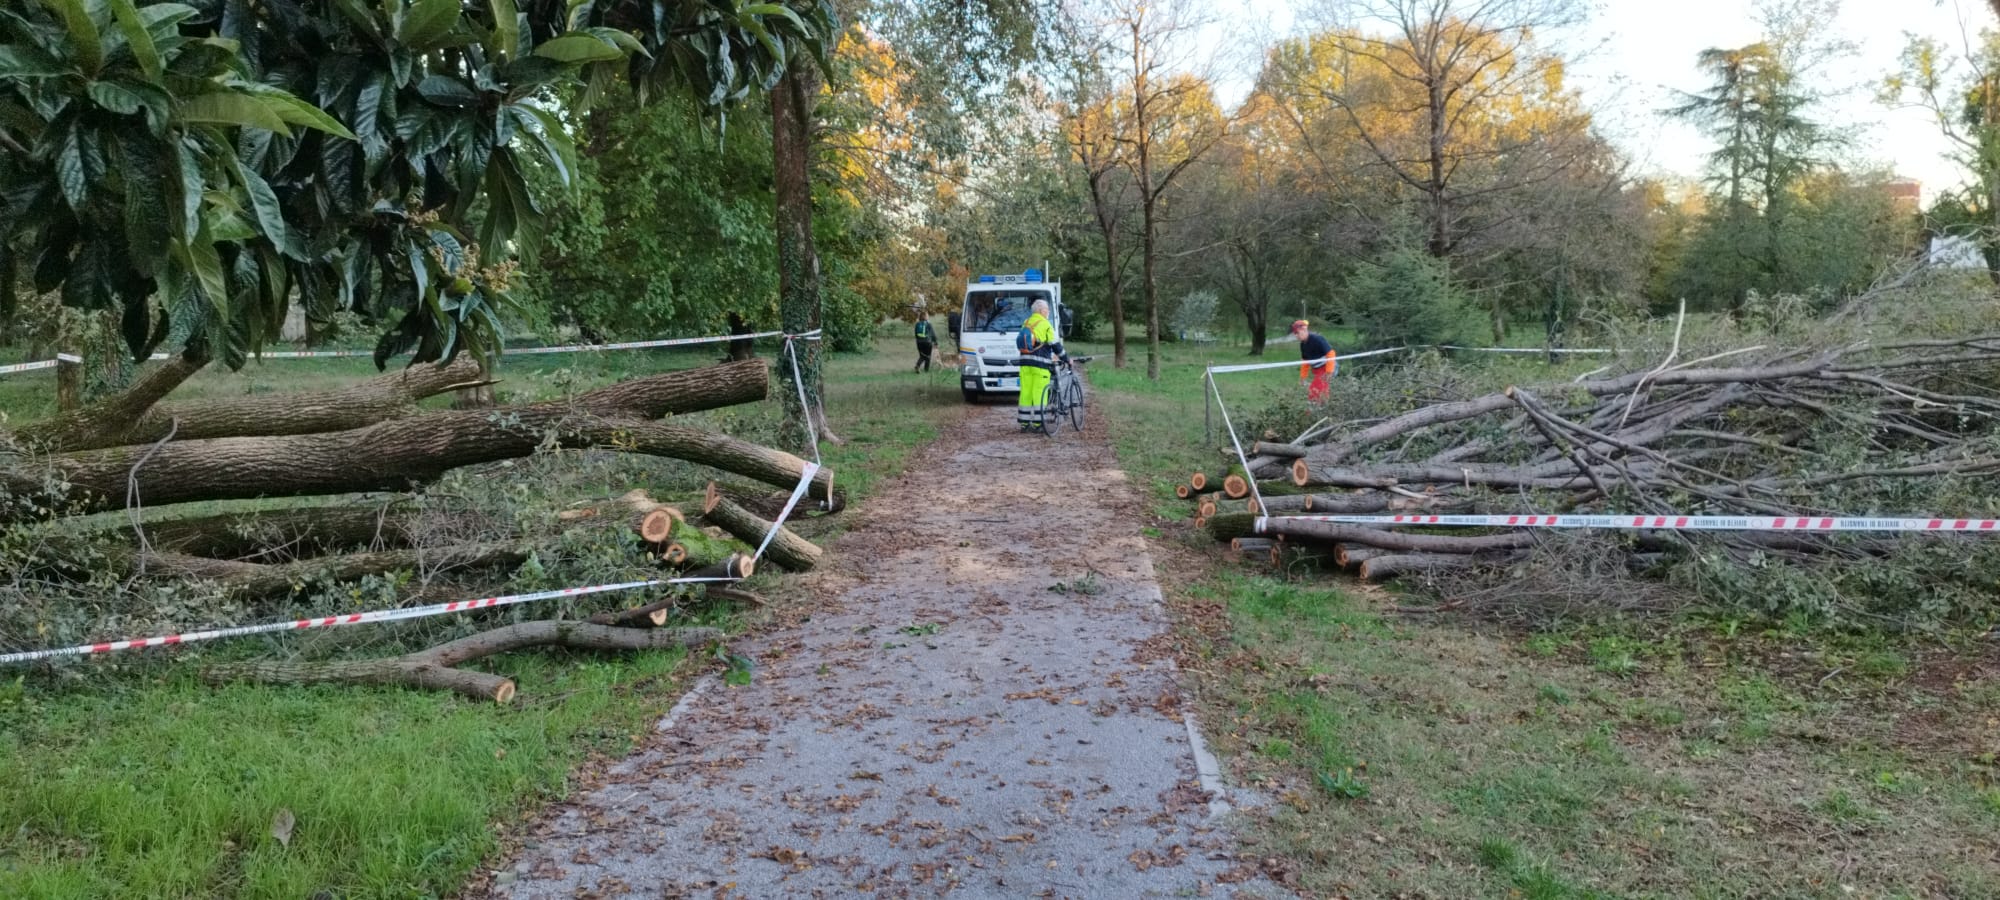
[913,307,937,373]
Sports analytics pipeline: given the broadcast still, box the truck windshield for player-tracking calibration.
[963,290,1051,333]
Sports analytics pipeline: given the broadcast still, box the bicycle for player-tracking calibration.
[988,355,1092,434]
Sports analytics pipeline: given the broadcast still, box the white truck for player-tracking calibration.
[955,269,1067,403]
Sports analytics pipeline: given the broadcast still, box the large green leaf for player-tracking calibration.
[106,0,160,79]
[258,91,359,139]
[87,79,146,114]
[116,132,170,273]
[515,103,576,188]
[180,91,292,134]
[0,43,68,78]
[397,0,461,51]
[56,128,88,211]
[487,0,519,60]
[232,156,300,258]
[533,33,624,64]
[40,0,103,75]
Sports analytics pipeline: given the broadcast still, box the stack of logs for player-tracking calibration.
[1181,336,2000,582]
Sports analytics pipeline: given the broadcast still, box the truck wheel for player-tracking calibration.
[962,388,980,403]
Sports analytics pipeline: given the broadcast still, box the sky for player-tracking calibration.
[1202,0,1998,205]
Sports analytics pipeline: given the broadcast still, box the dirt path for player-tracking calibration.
[487,395,1272,898]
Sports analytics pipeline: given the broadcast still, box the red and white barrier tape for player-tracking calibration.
[1,462,822,666]
[136,330,824,361]
[0,353,83,376]
[1204,343,1612,376]
[1257,513,2000,533]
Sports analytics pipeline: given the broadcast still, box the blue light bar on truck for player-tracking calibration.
[977,275,996,283]
[1024,269,1043,283]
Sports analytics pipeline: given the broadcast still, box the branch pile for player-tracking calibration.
[1192,337,2000,621]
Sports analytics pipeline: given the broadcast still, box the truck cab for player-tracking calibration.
[956,269,1065,403]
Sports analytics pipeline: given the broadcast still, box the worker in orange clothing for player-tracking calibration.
[1291,319,1336,403]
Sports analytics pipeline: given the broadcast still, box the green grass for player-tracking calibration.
[1083,338,2000,899]
[0,333,956,898]
[0,656,687,898]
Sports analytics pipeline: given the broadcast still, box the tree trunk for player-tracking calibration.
[205,622,724,702]
[1359,551,1524,582]
[7,413,834,519]
[18,350,209,451]
[1255,519,1535,554]
[0,361,845,521]
[699,483,821,571]
[771,59,830,446]
[26,356,488,453]
[1133,20,1161,382]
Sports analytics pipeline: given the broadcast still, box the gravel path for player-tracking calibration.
[487,395,1273,898]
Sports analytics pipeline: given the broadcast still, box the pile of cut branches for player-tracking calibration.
[1188,335,2000,626]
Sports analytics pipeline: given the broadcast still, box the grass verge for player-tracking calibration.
[1087,340,2000,898]
[0,333,959,898]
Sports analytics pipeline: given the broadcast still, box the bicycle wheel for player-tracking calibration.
[1064,375,1085,431]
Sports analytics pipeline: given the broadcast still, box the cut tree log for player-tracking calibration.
[684,553,755,582]
[558,489,683,546]
[205,622,724,702]
[1190,472,1210,492]
[21,356,489,453]
[1257,519,1536,554]
[1358,552,1527,582]
[1231,538,1275,553]
[1222,474,1250,499]
[1174,483,1192,499]
[1201,512,1259,542]
[1249,441,1309,458]
[1335,544,1389,569]
[666,529,740,571]
[700,483,821,571]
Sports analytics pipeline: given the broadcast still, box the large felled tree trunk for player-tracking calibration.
[19,356,487,452]
[0,359,843,522]
[7,413,835,519]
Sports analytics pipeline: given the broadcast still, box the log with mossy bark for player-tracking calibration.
[204,622,724,702]
[699,483,821,571]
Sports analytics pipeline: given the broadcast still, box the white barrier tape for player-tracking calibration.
[1256,513,2000,533]
[1204,346,1408,375]
[0,578,712,666]
[1208,372,1264,514]
[1,450,827,667]
[1438,345,1611,354]
[135,329,827,362]
[0,359,61,375]
[753,461,820,560]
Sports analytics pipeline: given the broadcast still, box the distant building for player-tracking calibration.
[1884,177,1922,214]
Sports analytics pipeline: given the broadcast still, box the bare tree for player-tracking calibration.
[1062,55,1139,369]
[1101,0,1232,380]
[1275,0,1593,261]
